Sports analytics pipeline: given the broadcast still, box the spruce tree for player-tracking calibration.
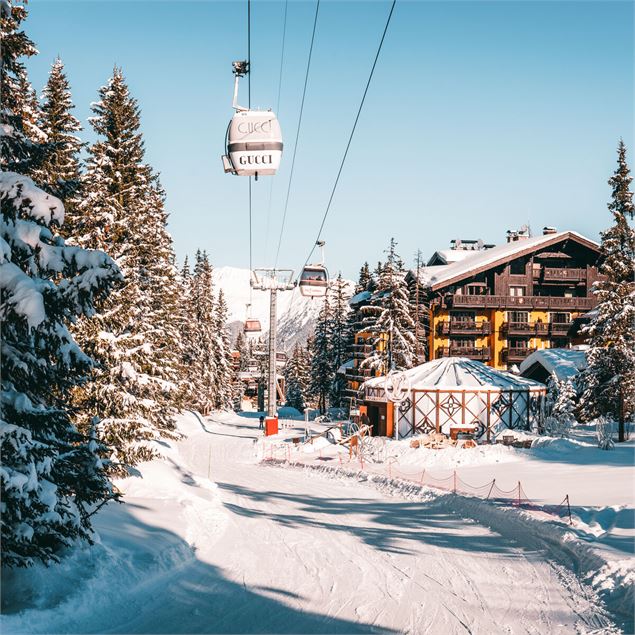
[213,290,233,410]
[361,239,417,373]
[32,57,82,225]
[310,297,333,413]
[189,250,218,415]
[580,140,635,441]
[1,3,121,565]
[284,343,309,412]
[71,69,180,469]
[0,1,45,174]
[328,274,351,407]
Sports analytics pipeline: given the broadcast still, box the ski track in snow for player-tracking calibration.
[1,412,622,635]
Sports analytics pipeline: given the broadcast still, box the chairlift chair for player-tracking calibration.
[221,61,283,178]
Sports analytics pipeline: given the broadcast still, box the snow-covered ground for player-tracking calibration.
[2,412,632,634]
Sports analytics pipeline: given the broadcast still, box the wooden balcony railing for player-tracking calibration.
[345,366,373,382]
[437,320,491,336]
[502,347,536,363]
[437,346,491,361]
[441,295,595,311]
[542,267,586,282]
[549,322,573,335]
[501,321,549,336]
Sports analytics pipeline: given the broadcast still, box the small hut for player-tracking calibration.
[362,357,546,441]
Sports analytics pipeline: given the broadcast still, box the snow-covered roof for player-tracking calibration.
[425,231,599,291]
[519,348,587,381]
[337,359,355,375]
[349,290,371,306]
[364,357,545,392]
[428,249,483,266]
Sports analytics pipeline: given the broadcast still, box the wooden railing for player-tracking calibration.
[502,347,536,362]
[444,295,595,310]
[501,321,549,335]
[437,321,491,336]
[437,346,491,361]
[543,267,586,282]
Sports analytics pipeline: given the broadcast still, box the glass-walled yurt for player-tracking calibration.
[363,358,546,441]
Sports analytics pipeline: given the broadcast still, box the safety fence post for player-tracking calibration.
[453,470,457,494]
[517,481,521,507]
[486,479,496,500]
[566,495,572,525]
[420,469,425,485]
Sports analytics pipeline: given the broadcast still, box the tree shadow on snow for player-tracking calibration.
[216,481,529,559]
[1,503,391,635]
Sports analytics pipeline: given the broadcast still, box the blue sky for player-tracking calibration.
[26,0,634,279]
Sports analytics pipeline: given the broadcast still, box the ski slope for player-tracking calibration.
[2,412,622,634]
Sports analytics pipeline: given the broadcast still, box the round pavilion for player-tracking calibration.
[362,357,546,440]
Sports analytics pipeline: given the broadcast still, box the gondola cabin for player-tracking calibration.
[244,318,262,334]
[222,110,283,177]
[298,265,328,298]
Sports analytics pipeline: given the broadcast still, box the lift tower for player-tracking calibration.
[251,269,295,418]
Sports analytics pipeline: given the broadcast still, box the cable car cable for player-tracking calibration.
[302,0,396,269]
[247,0,253,300]
[273,0,321,268]
[263,0,289,264]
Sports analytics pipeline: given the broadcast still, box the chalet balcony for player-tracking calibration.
[437,320,491,336]
[437,346,491,361]
[441,294,595,311]
[542,267,586,282]
[501,321,549,336]
[549,321,573,335]
[350,343,374,359]
[502,347,536,363]
[345,366,373,383]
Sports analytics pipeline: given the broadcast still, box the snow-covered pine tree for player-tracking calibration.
[188,250,218,415]
[213,290,233,410]
[177,255,198,405]
[1,172,122,567]
[361,239,417,373]
[580,140,635,441]
[31,58,83,238]
[357,262,373,294]
[328,273,351,407]
[310,296,333,413]
[284,343,310,412]
[410,249,428,363]
[71,69,180,470]
[234,330,251,372]
[1,0,123,568]
[0,1,45,174]
[545,375,576,437]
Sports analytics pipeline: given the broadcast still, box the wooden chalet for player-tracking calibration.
[412,228,603,370]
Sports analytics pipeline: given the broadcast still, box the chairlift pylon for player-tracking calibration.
[221,61,283,179]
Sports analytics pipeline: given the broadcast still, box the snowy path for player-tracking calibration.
[2,412,617,634]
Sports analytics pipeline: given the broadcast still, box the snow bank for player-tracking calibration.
[1,412,227,634]
[264,459,634,632]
